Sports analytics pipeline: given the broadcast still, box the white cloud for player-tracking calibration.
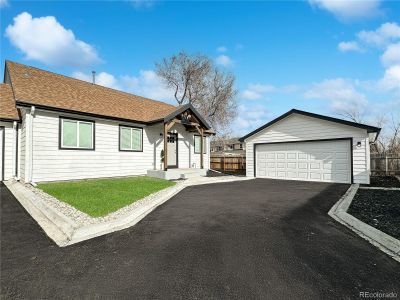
[381,43,400,67]
[216,46,227,53]
[131,0,155,9]
[215,55,233,67]
[242,83,275,100]
[308,0,382,21]
[0,0,8,8]
[357,22,400,47]
[305,78,368,113]
[378,65,400,93]
[72,69,174,102]
[5,12,101,67]
[72,71,120,89]
[338,41,362,52]
[121,70,174,101]
[234,105,271,136]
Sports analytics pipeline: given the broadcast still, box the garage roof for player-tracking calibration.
[239,109,381,142]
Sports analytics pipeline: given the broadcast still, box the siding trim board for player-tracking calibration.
[15,123,18,177]
[1,126,4,181]
[253,137,354,184]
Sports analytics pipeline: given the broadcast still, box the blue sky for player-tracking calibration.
[1,0,399,136]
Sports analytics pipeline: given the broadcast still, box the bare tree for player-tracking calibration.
[338,108,364,123]
[340,107,400,156]
[156,52,238,134]
[388,113,400,154]
[373,114,388,154]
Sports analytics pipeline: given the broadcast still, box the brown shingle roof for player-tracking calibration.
[0,83,19,121]
[6,61,177,123]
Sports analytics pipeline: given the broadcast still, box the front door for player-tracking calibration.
[167,133,178,168]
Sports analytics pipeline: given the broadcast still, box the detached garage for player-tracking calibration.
[239,109,380,184]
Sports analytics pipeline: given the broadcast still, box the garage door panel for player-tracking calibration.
[287,162,296,169]
[298,153,307,160]
[310,163,320,169]
[256,140,351,183]
[298,162,308,169]
[277,171,285,177]
[298,172,308,179]
[277,162,285,169]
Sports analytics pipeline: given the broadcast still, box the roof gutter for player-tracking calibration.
[16,101,150,126]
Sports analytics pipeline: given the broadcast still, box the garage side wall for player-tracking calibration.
[245,114,370,184]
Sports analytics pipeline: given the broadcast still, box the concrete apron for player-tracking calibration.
[4,176,252,247]
[328,184,400,263]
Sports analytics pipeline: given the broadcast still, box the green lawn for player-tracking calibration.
[37,176,176,217]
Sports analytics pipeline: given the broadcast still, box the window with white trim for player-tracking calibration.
[120,126,143,151]
[61,118,94,149]
[194,135,207,154]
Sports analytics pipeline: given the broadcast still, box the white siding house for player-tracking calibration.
[241,110,380,184]
[1,61,213,183]
[16,109,210,182]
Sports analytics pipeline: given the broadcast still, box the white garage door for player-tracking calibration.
[256,140,351,183]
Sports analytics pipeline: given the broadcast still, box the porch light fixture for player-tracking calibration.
[356,141,361,147]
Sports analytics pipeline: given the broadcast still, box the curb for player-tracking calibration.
[328,184,400,263]
[5,176,252,247]
[359,186,400,191]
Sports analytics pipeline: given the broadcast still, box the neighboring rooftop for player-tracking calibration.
[211,138,242,145]
[0,83,19,121]
[5,61,177,123]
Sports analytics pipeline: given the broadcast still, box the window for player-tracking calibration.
[194,135,207,154]
[60,118,94,150]
[120,126,143,151]
[239,143,243,149]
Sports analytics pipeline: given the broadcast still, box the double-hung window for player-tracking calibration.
[60,118,94,150]
[194,135,207,154]
[120,126,143,151]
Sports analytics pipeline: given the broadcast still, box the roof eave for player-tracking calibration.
[239,109,381,142]
[15,100,150,125]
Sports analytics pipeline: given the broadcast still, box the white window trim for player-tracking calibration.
[60,118,95,150]
[119,126,143,152]
[194,135,207,154]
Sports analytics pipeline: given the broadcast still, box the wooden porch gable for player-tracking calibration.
[163,108,214,171]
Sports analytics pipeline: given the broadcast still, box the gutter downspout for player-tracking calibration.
[27,106,35,183]
[12,121,18,179]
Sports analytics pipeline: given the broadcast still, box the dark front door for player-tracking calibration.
[167,133,178,168]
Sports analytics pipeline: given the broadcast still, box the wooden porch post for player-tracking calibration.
[200,128,204,169]
[164,122,168,171]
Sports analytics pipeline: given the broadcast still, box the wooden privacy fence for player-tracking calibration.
[370,156,400,176]
[210,156,246,172]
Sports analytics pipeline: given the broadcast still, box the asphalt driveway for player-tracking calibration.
[1,179,399,299]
